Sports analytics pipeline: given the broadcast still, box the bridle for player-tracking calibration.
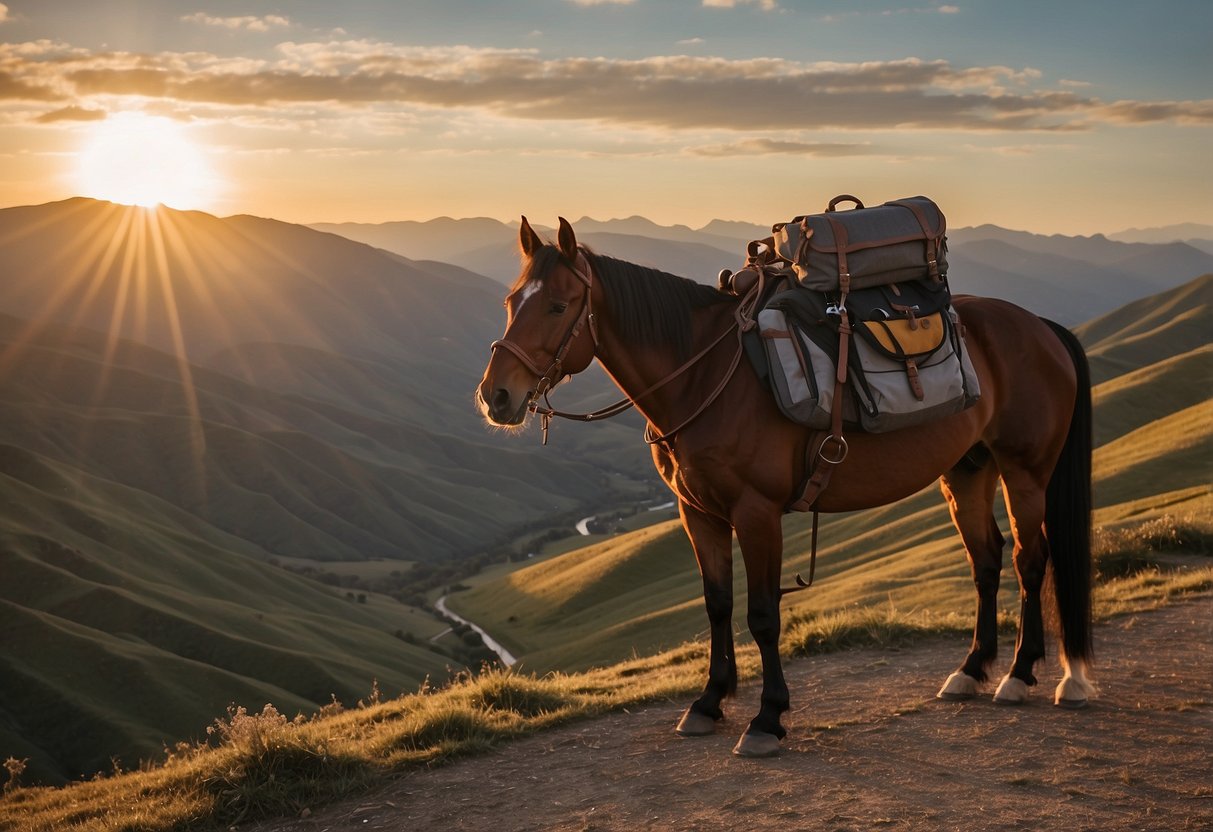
[490,250,599,408]
[489,247,768,446]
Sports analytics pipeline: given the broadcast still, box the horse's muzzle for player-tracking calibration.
[479,386,529,427]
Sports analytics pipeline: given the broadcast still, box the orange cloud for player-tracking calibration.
[35,104,106,122]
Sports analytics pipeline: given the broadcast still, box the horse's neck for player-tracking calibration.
[594,302,736,433]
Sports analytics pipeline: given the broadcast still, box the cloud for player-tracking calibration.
[704,0,778,9]
[825,5,961,22]
[677,37,705,45]
[0,69,62,101]
[181,12,291,32]
[0,4,9,24]
[35,104,106,123]
[10,43,1213,134]
[691,138,876,157]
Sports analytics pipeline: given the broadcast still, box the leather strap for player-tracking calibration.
[824,214,852,295]
[887,199,945,282]
[787,304,851,513]
[528,250,772,447]
[491,252,597,402]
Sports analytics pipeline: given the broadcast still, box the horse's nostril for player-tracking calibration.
[491,388,511,413]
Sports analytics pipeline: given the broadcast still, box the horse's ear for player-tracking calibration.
[519,216,543,258]
[557,217,578,261]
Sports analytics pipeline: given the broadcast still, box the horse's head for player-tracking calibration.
[476,216,598,427]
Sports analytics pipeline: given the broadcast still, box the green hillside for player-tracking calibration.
[449,274,1213,672]
[0,314,625,563]
[1075,273,1212,383]
[0,444,458,784]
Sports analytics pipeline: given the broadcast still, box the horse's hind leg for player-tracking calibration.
[991,469,1051,705]
[731,501,789,757]
[675,501,736,737]
[937,450,1005,701]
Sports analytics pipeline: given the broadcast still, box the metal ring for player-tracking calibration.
[818,434,849,465]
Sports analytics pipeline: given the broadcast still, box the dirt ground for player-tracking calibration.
[258,594,1213,832]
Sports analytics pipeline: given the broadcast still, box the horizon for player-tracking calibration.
[0,2,1210,235]
[7,194,1211,240]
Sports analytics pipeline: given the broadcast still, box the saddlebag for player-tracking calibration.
[772,195,948,292]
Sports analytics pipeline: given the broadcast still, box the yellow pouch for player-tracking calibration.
[866,312,946,357]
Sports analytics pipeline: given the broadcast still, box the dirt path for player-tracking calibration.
[261,596,1213,832]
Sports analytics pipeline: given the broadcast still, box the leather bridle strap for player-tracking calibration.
[490,251,597,403]
[536,306,742,444]
[500,248,768,446]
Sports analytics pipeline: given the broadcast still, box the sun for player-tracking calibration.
[74,112,221,210]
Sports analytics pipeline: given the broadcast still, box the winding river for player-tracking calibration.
[434,595,517,667]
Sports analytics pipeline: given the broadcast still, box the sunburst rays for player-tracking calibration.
[0,200,347,505]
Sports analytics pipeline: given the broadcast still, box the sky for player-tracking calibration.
[1,0,1210,234]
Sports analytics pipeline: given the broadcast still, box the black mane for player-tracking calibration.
[521,246,730,359]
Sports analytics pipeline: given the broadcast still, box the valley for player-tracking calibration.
[0,198,1209,791]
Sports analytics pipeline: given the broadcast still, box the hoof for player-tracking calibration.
[937,670,980,701]
[732,730,782,758]
[993,674,1030,706]
[1054,676,1092,709]
[674,709,718,737]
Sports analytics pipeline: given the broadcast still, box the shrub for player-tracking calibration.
[202,705,370,824]
[1094,515,1213,579]
[2,757,26,795]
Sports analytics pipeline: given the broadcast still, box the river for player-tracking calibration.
[434,595,518,667]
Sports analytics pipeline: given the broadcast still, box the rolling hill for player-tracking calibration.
[448,273,1213,673]
[0,199,656,551]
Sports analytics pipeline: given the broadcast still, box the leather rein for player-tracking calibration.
[490,249,766,446]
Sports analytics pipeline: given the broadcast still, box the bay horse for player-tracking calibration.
[476,217,1094,757]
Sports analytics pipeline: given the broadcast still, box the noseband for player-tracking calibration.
[490,250,599,406]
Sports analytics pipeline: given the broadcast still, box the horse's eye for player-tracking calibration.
[549,301,569,315]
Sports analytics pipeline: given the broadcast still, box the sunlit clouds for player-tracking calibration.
[0,2,1209,232]
[180,13,291,32]
[9,43,1211,132]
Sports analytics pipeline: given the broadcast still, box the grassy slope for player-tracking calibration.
[0,446,462,784]
[450,275,1213,672]
[0,321,651,784]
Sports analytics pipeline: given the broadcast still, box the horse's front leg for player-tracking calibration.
[732,502,788,757]
[675,500,736,737]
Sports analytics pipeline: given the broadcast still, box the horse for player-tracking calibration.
[476,216,1094,757]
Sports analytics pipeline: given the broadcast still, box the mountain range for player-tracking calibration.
[1,196,1209,785]
[312,213,1213,325]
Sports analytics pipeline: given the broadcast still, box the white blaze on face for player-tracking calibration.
[516,280,542,311]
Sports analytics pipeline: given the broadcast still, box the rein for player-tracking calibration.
[494,249,767,445]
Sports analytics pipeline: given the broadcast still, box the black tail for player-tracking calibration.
[1042,319,1093,662]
